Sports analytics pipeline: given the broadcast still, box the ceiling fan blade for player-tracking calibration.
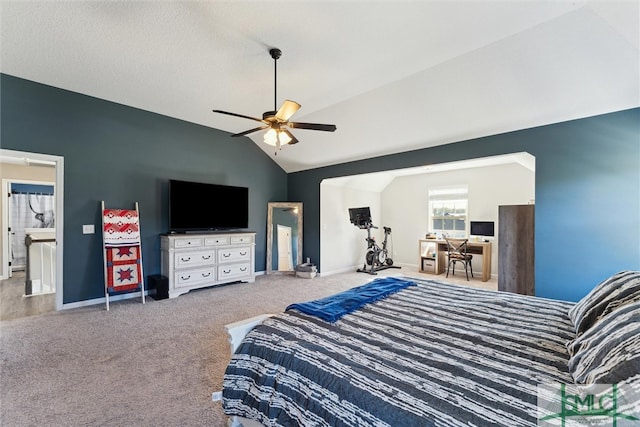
[275,100,301,122]
[212,109,265,123]
[231,125,269,137]
[282,129,299,145]
[289,122,337,132]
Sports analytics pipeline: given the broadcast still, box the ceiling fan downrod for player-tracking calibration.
[270,48,282,113]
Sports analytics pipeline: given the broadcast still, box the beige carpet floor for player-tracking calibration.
[0,266,495,426]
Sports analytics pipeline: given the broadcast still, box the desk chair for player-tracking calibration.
[445,238,474,281]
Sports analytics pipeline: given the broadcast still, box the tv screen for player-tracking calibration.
[169,180,248,232]
[470,221,495,237]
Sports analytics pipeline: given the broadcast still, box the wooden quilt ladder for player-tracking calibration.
[101,201,145,310]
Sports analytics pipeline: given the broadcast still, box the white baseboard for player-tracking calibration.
[62,290,147,310]
[59,265,441,311]
[319,265,360,277]
[394,262,417,269]
[62,272,266,310]
[320,262,420,277]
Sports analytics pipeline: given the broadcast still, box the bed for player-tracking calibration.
[222,272,640,426]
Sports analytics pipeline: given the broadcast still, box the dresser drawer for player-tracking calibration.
[218,263,251,280]
[172,238,203,249]
[174,267,215,288]
[218,247,251,263]
[205,236,229,246]
[230,235,254,245]
[174,250,215,268]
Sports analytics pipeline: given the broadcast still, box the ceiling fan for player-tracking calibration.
[213,48,336,150]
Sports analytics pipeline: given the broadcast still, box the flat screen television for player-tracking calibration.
[470,221,495,237]
[169,179,249,232]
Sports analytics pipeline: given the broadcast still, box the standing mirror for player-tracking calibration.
[266,202,303,274]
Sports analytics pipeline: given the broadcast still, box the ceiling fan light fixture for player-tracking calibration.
[263,128,293,147]
[278,130,292,145]
[264,128,278,146]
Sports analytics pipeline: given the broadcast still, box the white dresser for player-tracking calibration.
[160,232,255,298]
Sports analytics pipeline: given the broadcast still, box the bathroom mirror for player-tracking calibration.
[266,202,303,275]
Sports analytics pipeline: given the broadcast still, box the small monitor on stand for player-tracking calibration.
[470,221,495,241]
[349,207,372,229]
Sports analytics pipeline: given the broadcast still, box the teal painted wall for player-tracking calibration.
[289,108,640,302]
[1,74,287,304]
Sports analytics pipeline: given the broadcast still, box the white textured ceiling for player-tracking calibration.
[1,1,638,173]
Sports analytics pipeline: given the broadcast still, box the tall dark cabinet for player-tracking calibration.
[498,204,535,295]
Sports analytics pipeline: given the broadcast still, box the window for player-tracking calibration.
[428,187,468,238]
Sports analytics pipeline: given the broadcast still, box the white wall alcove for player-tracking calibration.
[320,152,535,277]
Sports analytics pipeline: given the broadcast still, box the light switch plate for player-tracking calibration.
[82,224,95,234]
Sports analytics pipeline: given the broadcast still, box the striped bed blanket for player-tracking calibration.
[223,277,575,426]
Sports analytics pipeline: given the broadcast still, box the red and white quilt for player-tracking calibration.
[105,245,142,292]
[103,209,140,245]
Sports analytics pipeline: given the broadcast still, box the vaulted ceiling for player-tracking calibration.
[1,1,638,172]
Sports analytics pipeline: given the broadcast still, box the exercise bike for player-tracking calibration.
[349,207,401,275]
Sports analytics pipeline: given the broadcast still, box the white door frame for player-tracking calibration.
[2,177,55,275]
[276,224,293,271]
[0,149,64,311]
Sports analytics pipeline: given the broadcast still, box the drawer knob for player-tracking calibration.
[181,257,191,262]
[240,251,247,256]
[181,275,191,280]
[240,267,247,272]
[202,255,211,260]
[202,272,211,278]
[223,269,231,274]
[222,253,230,258]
